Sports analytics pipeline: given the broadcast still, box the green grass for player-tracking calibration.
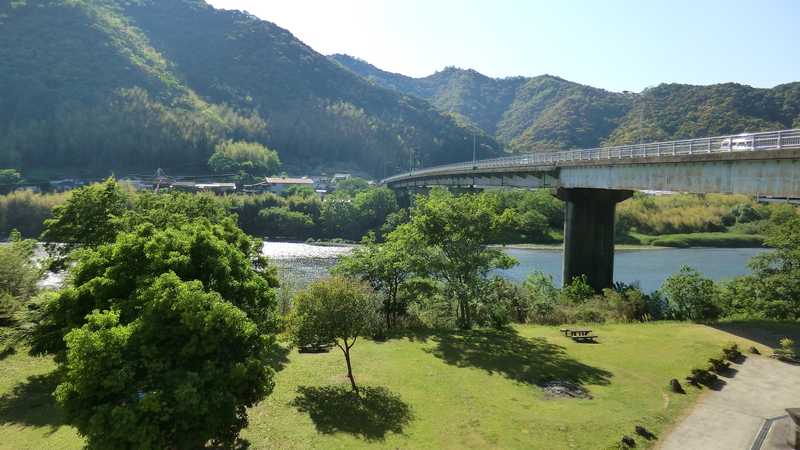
[0,323,788,450]
[628,232,765,248]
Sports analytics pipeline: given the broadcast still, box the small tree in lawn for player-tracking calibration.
[288,277,380,395]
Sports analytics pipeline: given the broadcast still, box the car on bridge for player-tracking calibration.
[720,133,754,151]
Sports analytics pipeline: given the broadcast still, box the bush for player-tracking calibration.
[774,338,797,362]
[661,266,721,321]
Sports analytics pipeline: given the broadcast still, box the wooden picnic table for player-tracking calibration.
[560,328,598,342]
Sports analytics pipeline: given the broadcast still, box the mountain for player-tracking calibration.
[0,0,502,178]
[330,54,800,151]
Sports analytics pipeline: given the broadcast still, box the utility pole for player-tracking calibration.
[473,134,477,166]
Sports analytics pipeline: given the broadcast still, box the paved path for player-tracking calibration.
[659,356,800,450]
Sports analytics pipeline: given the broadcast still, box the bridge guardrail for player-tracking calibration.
[383,128,800,184]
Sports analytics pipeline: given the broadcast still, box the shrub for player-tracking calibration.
[560,275,594,304]
[661,266,721,321]
[722,343,743,361]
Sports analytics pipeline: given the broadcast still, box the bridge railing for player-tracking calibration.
[384,128,800,183]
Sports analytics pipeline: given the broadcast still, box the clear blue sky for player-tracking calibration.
[206,0,799,92]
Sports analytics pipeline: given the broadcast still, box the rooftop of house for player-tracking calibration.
[264,177,314,185]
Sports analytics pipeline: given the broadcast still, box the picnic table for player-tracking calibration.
[560,328,598,342]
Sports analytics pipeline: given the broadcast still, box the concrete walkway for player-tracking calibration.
[659,356,800,450]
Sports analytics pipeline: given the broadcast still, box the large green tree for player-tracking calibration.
[208,140,281,176]
[55,273,274,450]
[405,188,517,328]
[40,178,130,266]
[34,220,277,355]
[334,228,425,329]
[721,217,800,319]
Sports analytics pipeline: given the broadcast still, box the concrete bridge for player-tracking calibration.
[383,129,800,291]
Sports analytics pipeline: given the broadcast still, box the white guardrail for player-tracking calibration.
[383,129,800,184]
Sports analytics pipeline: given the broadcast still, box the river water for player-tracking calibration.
[261,243,769,292]
[32,242,768,293]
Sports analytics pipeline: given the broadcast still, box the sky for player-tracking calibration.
[205,0,800,92]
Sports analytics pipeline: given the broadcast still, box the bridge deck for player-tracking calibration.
[383,129,800,186]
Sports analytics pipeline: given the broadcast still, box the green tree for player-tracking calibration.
[287,277,380,394]
[208,140,281,176]
[33,221,277,355]
[0,230,42,302]
[661,266,721,321]
[723,217,800,319]
[406,188,517,328]
[334,177,369,195]
[40,178,130,267]
[333,228,424,328]
[320,194,360,240]
[54,273,274,450]
[353,187,398,240]
[258,207,314,239]
[0,169,21,193]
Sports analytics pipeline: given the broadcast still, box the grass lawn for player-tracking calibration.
[0,322,793,450]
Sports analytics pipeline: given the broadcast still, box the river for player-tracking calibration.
[261,243,769,293]
[33,242,768,293]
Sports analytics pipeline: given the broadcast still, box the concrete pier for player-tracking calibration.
[557,188,633,291]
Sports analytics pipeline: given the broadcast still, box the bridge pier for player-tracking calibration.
[557,188,633,292]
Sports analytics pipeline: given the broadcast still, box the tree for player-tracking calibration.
[0,169,21,193]
[54,273,274,450]
[288,277,380,394]
[0,230,42,302]
[722,217,800,319]
[258,207,314,239]
[208,140,281,176]
[33,220,277,355]
[320,194,360,240]
[334,177,369,195]
[333,228,424,328]
[40,178,130,267]
[661,266,721,321]
[353,187,398,240]
[406,188,517,328]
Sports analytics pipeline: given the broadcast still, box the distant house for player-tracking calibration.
[49,179,85,192]
[331,173,351,184]
[170,181,236,194]
[245,177,315,194]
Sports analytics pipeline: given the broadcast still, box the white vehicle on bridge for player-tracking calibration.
[720,133,754,151]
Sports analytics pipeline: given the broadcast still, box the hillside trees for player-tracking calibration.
[208,140,281,176]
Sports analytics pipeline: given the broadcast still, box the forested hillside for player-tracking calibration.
[331,54,800,152]
[0,0,501,177]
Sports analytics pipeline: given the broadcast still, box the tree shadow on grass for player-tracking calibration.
[422,328,613,387]
[265,341,291,373]
[0,370,65,431]
[709,321,800,353]
[291,385,412,441]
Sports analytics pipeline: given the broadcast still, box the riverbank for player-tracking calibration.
[626,232,765,248]
[494,243,669,251]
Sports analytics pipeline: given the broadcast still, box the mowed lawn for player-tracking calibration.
[1,322,795,450]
